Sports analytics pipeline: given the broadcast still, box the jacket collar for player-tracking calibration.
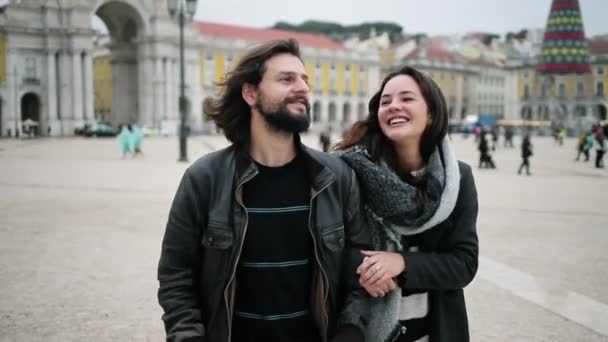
[234,134,336,192]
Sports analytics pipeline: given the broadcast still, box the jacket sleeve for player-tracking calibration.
[403,163,479,290]
[158,168,206,341]
[335,170,372,341]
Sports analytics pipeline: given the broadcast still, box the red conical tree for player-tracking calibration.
[536,0,591,74]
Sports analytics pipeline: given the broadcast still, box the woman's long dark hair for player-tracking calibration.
[204,39,302,147]
[336,65,448,168]
[336,66,448,205]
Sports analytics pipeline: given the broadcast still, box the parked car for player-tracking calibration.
[83,123,117,137]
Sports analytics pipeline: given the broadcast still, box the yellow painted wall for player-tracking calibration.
[351,64,359,95]
[214,51,225,83]
[0,35,5,82]
[93,55,112,112]
[565,74,576,97]
[364,67,369,96]
[444,72,453,97]
[517,71,525,98]
[321,62,329,94]
[305,59,315,92]
[336,63,345,95]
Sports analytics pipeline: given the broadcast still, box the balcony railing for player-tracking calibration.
[22,77,40,86]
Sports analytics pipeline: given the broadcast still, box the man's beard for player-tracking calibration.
[255,93,311,134]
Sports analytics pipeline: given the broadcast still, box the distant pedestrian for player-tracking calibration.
[595,132,606,168]
[478,132,495,169]
[319,127,332,152]
[504,127,514,148]
[558,128,566,146]
[490,126,498,151]
[518,134,533,175]
[575,132,587,161]
[117,124,132,158]
[130,124,144,157]
[582,132,594,162]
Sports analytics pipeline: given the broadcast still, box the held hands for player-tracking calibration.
[356,250,406,298]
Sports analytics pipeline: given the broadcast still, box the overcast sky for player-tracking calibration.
[195,0,607,37]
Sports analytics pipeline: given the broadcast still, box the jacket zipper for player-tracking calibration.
[224,170,257,342]
[308,181,333,341]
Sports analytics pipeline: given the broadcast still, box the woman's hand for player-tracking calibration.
[357,250,406,297]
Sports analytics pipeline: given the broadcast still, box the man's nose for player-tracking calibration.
[294,77,310,93]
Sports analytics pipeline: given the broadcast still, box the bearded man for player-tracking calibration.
[157,39,371,342]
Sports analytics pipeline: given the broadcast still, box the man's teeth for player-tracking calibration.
[389,117,408,125]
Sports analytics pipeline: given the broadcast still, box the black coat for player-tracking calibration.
[402,162,479,342]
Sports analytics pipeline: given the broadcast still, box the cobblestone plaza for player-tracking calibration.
[1,134,607,341]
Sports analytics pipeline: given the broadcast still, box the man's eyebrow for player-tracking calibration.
[277,71,309,81]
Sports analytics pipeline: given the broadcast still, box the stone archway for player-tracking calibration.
[520,106,532,120]
[313,101,322,123]
[357,102,366,120]
[328,102,337,125]
[342,102,352,124]
[21,93,41,136]
[93,1,147,128]
[596,104,607,121]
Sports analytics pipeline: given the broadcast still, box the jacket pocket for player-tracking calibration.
[321,223,345,252]
[201,221,233,250]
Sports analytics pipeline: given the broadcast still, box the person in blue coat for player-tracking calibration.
[117,124,132,159]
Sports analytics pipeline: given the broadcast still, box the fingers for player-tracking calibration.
[361,250,382,257]
[363,279,397,298]
[357,255,377,275]
[361,263,390,288]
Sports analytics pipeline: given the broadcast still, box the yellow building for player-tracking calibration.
[93,54,112,122]
[385,39,507,121]
[511,38,607,129]
[196,22,381,131]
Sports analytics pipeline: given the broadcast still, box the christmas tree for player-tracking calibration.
[536,0,590,74]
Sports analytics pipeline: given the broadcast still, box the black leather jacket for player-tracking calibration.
[158,141,371,342]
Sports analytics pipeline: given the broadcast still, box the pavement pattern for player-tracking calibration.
[0,133,607,341]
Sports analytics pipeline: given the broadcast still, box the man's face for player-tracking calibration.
[254,53,311,133]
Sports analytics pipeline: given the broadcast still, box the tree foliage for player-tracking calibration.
[272,20,404,42]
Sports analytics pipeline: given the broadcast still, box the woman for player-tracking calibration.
[336,66,479,342]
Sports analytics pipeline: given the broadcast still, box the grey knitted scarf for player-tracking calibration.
[338,137,461,342]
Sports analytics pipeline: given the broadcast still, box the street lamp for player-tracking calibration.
[167,0,197,162]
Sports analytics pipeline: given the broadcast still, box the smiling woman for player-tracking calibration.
[336,65,478,342]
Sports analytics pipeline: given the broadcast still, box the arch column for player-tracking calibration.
[83,52,94,122]
[72,51,84,126]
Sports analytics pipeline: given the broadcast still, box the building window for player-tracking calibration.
[598,82,604,96]
[577,82,584,97]
[206,50,214,60]
[523,85,530,99]
[598,67,604,75]
[559,83,566,97]
[24,57,37,79]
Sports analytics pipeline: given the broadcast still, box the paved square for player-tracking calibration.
[1,133,607,341]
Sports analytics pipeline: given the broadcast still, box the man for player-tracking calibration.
[157,39,370,342]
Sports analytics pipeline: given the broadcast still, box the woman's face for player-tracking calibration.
[377,74,429,144]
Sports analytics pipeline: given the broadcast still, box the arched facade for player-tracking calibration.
[0,0,201,136]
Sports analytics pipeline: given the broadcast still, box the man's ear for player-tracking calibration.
[242,83,257,106]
